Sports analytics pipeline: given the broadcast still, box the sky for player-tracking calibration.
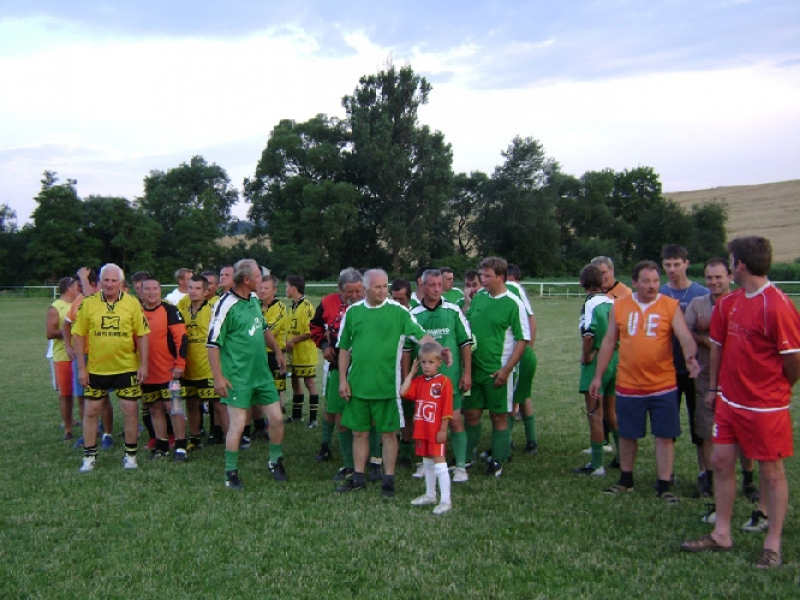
[1,0,798,224]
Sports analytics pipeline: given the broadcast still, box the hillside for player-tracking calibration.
[665,180,800,263]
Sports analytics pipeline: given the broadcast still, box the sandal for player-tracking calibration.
[680,533,733,553]
[755,548,782,569]
[658,491,680,504]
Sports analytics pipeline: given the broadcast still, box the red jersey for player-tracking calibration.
[310,293,350,370]
[614,294,679,395]
[143,302,187,384]
[403,373,453,443]
[710,283,800,410]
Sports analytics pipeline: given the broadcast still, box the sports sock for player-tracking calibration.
[124,442,137,457]
[369,427,381,460]
[142,407,155,439]
[706,470,714,490]
[176,438,187,451]
[619,470,634,488]
[243,425,251,439]
[399,440,413,462]
[225,449,238,472]
[435,462,451,504]
[507,415,515,453]
[603,418,610,444]
[156,438,169,453]
[742,469,754,487]
[655,479,671,495]
[337,429,354,470]
[292,394,304,420]
[491,428,510,463]
[321,418,335,446]
[451,430,467,468]
[423,457,436,498]
[309,394,319,422]
[84,444,98,459]
[166,412,174,436]
[465,422,482,462]
[590,441,604,470]
[269,443,283,463]
[253,417,266,434]
[522,414,537,444]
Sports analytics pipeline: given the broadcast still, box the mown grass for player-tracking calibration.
[1,296,798,599]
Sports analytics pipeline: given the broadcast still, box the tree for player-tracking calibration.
[608,166,665,263]
[0,203,19,283]
[689,202,728,262]
[447,171,487,258]
[343,63,453,274]
[25,172,99,282]
[139,156,238,272]
[472,136,562,276]
[634,198,695,262]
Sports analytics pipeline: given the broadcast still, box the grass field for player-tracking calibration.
[1,296,799,599]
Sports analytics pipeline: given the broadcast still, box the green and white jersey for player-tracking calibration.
[466,290,530,375]
[337,298,426,400]
[406,299,472,394]
[207,290,272,391]
[442,288,465,310]
[580,293,614,351]
[506,281,533,316]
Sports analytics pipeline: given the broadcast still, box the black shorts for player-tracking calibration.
[180,378,220,400]
[86,372,141,400]
[141,382,170,405]
[267,353,287,392]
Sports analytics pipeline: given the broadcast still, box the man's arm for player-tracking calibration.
[580,335,595,365]
[458,343,472,393]
[783,352,800,387]
[264,329,287,374]
[136,334,149,384]
[207,346,232,397]
[491,340,526,387]
[62,320,76,360]
[528,315,537,348]
[672,309,699,378]
[46,307,62,340]
[338,348,352,400]
[589,307,619,398]
[74,334,88,386]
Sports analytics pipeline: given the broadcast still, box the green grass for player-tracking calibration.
[1,297,799,599]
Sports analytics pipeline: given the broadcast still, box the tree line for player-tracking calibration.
[0,63,728,286]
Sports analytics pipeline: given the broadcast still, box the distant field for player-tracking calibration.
[666,180,800,263]
[2,297,799,598]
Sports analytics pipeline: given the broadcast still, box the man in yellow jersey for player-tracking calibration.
[72,263,150,472]
[47,277,79,440]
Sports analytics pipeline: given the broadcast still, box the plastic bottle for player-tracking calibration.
[170,379,184,416]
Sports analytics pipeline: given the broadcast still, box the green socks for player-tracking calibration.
[225,449,238,472]
[491,428,510,463]
[321,418,335,446]
[523,414,537,444]
[590,441,604,470]
[451,430,467,468]
[465,422,482,462]
[337,429,354,470]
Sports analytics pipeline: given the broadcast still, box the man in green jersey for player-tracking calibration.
[337,269,441,498]
[207,259,287,490]
[404,269,472,482]
[464,257,530,478]
[440,267,465,310]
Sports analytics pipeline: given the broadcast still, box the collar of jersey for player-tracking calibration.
[364,298,390,309]
[421,298,444,311]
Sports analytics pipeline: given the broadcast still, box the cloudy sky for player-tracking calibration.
[1,0,798,223]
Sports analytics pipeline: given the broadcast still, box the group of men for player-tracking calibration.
[577,237,799,570]
[46,236,798,567]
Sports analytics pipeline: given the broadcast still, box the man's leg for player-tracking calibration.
[119,397,140,462]
[603,394,620,463]
[100,397,113,436]
[759,459,788,554]
[489,411,509,465]
[654,437,675,482]
[265,402,285,467]
[59,394,74,437]
[82,398,103,455]
[149,399,169,456]
[225,405,247,476]
[464,409,483,462]
[352,430,369,474]
[709,443,737,546]
[450,409,466,468]
[381,432,398,476]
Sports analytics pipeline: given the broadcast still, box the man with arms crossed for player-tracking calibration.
[207,259,287,490]
[336,269,439,497]
[73,264,150,472]
[590,260,698,501]
[681,237,800,569]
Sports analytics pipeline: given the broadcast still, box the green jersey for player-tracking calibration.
[406,299,472,397]
[506,281,533,316]
[580,293,614,351]
[207,290,273,391]
[337,298,426,400]
[466,290,529,375]
[442,288,465,310]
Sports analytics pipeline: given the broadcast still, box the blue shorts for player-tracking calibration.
[72,357,85,397]
[616,389,680,439]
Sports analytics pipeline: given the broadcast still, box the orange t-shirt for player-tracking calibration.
[614,294,679,395]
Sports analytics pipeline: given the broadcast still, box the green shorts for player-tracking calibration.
[463,369,513,415]
[513,347,537,404]
[222,381,279,410]
[341,396,401,433]
[325,369,345,415]
[579,353,618,396]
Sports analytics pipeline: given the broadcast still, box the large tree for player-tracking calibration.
[343,63,453,274]
[139,156,238,272]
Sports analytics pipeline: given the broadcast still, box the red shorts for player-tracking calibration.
[415,439,445,458]
[713,397,793,461]
[55,361,73,396]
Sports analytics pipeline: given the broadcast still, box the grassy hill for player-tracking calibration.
[666,180,800,263]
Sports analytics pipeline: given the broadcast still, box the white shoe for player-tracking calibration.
[433,502,452,515]
[582,445,614,455]
[412,464,425,480]
[79,456,96,473]
[452,467,469,483]
[411,495,438,506]
[123,455,138,470]
[741,510,768,532]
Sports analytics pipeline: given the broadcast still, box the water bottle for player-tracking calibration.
[170,379,184,416]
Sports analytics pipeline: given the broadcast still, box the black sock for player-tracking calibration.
[253,418,266,432]
[243,425,251,438]
[292,394,304,420]
[166,412,174,436]
[309,395,319,422]
[157,439,169,453]
[656,479,671,495]
[124,443,137,456]
[706,470,714,489]
[619,470,634,488]
[743,469,754,486]
[142,411,155,439]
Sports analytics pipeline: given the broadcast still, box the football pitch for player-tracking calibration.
[1,296,798,599]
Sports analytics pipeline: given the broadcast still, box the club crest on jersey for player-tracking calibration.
[431,383,442,398]
[101,315,121,330]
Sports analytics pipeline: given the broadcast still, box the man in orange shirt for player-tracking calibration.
[590,260,698,502]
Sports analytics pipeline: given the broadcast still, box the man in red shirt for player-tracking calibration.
[681,237,800,569]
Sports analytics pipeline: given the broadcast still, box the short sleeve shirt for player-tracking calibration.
[262,299,288,351]
[660,281,709,373]
[403,373,454,443]
[580,293,614,350]
[337,299,426,399]
[179,299,215,380]
[466,290,529,375]
[684,294,714,390]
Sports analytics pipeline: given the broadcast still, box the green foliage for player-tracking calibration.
[140,156,238,273]
[768,261,800,281]
[687,202,728,261]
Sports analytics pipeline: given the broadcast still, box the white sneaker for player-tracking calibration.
[78,456,96,473]
[452,467,469,483]
[123,455,138,470]
[741,510,768,533]
[433,502,452,515]
[412,464,425,480]
[411,495,438,506]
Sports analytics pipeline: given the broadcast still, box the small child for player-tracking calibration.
[400,342,454,515]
